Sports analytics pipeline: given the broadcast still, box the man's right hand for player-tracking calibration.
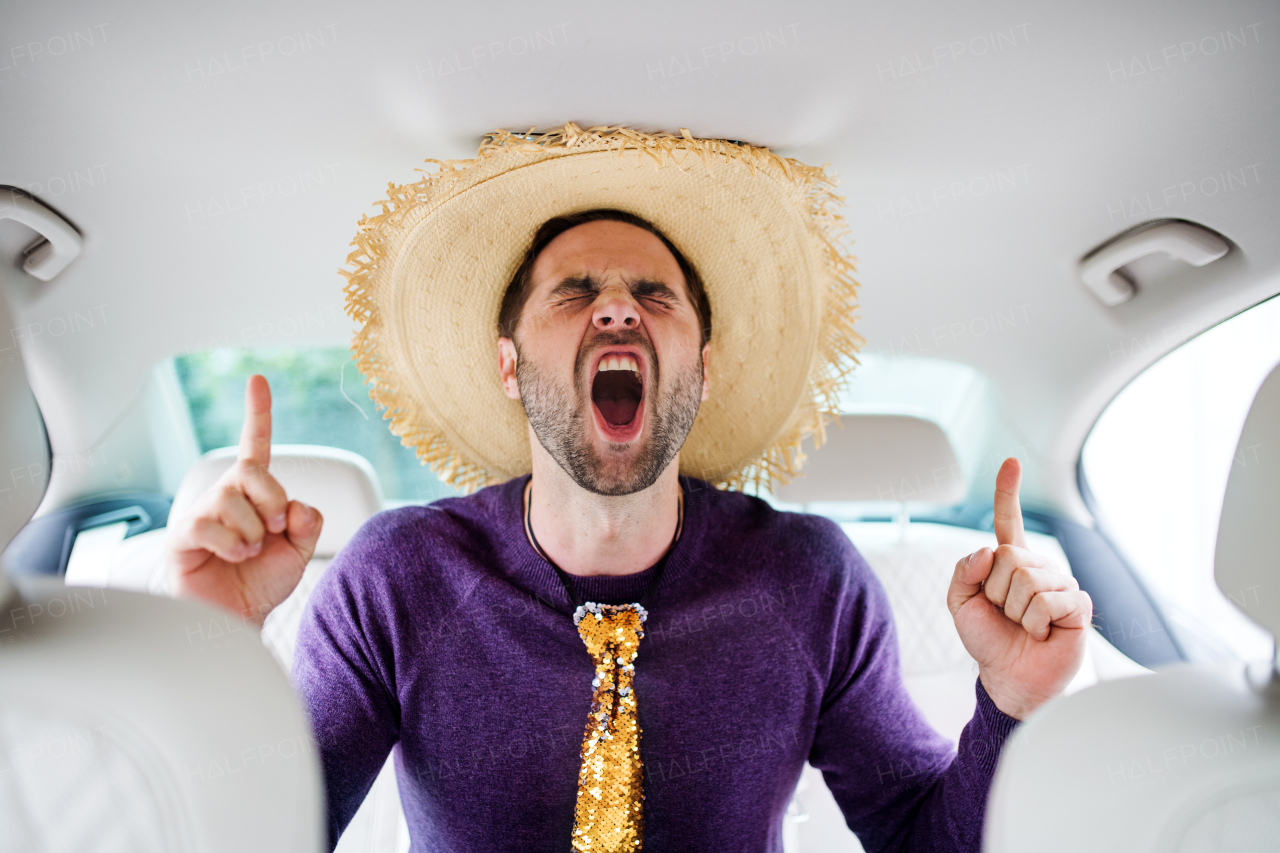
[165,374,323,627]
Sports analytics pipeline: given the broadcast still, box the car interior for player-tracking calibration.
[1,1,1278,850]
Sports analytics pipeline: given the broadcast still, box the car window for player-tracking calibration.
[173,347,460,504]
[766,353,1032,516]
[1081,295,1280,662]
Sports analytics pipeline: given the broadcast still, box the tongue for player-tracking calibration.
[597,397,640,427]
[593,371,642,427]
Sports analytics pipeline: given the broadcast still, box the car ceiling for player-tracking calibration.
[2,0,1278,521]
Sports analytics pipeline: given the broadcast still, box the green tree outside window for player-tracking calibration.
[174,347,459,503]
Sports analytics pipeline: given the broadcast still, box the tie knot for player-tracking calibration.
[575,604,645,666]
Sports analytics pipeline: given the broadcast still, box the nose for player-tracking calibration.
[592,285,640,331]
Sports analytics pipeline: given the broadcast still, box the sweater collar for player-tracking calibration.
[493,473,709,615]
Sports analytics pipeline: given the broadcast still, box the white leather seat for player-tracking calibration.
[850,522,1107,738]
[112,445,384,668]
[166,445,384,561]
[0,578,326,853]
[0,289,325,853]
[115,445,410,853]
[774,415,1144,853]
[107,445,384,600]
[984,362,1280,853]
[788,521,1146,853]
[773,414,967,505]
[164,445,386,672]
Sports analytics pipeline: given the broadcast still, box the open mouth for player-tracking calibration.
[590,352,645,440]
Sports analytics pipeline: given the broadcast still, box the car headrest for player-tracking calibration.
[0,576,325,851]
[1214,360,1280,641]
[0,283,49,591]
[170,445,384,558]
[772,414,965,504]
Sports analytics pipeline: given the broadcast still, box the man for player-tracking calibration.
[166,126,1091,852]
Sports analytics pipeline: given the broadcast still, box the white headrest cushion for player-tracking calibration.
[1215,360,1280,639]
[772,414,964,504]
[0,289,48,563]
[170,445,383,557]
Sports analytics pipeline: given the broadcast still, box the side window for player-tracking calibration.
[1081,296,1280,662]
[174,347,460,504]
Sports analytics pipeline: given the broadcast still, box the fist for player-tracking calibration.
[946,458,1093,720]
[164,375,323,627]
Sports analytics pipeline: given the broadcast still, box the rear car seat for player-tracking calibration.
[132,427,1150,853]
[773,414,1146,852]
[123,445,410,853]
[0,286,324,853]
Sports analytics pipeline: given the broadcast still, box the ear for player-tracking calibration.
[700,343,711,402]
[498,337,521,400]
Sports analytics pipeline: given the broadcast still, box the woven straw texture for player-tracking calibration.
[341,124,862,493]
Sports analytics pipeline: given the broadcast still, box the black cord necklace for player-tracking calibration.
[524,483,682,614]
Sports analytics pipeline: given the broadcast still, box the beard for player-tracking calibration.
[515,331,703,496]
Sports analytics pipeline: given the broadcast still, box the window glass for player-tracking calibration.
[64,522,130,587]
[766,353,1031,516]
[174,347,460,504]
[1081,296,1280,662]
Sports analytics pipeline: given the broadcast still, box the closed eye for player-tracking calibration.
[550,275,599,306]
[634,280,680,308]
[549,275,598,306]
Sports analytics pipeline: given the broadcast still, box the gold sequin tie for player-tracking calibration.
[570,602,647,852]
[524,482,682,853]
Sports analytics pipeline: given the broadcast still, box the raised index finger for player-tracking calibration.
[993,457,1027,548]
[238,374,273,467]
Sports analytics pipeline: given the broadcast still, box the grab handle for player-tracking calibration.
[1080,220,1229,307]
[0,190,83,281]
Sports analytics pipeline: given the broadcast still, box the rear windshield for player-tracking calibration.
[174,347,459,503]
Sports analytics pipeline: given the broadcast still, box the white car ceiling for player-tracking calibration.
[1,0,1278,519]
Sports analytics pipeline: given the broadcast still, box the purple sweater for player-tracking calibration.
[293,474,1018,852]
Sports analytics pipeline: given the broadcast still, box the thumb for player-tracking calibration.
[285,500,324,563]
[948,547,994,617]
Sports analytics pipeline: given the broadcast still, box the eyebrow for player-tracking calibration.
[548,274,682,303]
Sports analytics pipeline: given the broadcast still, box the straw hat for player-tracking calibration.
[341,124,862,494]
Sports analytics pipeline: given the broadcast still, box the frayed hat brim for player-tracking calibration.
[341,124,863,494]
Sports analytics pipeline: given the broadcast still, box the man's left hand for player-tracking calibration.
[947,458,1094,720]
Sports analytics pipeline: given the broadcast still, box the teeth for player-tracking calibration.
[598,355,640,375]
